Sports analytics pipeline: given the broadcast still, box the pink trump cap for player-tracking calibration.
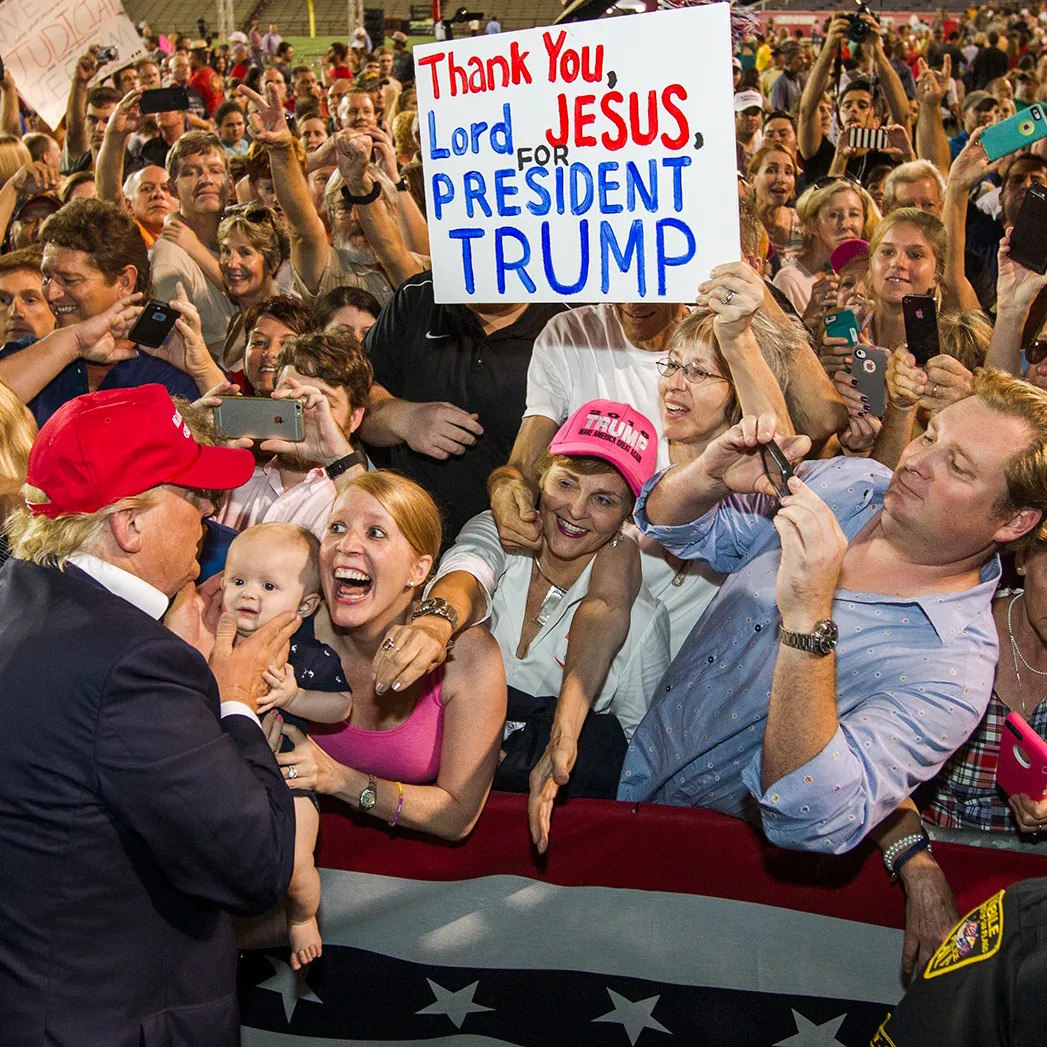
[548,399,658,496]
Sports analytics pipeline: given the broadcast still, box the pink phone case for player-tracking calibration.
[997,712,1047,799]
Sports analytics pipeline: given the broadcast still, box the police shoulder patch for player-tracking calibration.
[923,889,1005,980]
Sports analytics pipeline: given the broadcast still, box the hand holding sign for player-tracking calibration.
[415,4,738,303]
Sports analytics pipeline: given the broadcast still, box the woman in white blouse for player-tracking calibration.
[375,400,670,846]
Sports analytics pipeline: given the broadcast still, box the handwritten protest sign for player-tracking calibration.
[415,4,739,303]
[0,0,144,130]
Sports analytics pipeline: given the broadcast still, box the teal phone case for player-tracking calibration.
[981,104,1047,161]
[824,310,859,347]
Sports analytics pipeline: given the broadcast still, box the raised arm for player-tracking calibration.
[95,90,139,204]
[701,262,794,433]
[1,66,20,136]
[799,17,848,161]
[987,231,1047,375]
[238,84,329,297]
[914,56,953,176]
[333,130,423,289]
[941,128,988,311]
[63,51,97,162]
[868,16,912,129]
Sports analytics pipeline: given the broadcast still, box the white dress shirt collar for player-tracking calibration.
[68,552,169,620]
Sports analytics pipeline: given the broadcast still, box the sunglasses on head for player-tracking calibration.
[224,203,275,223]
[812,174,863,190]
[1025,339,1047,366]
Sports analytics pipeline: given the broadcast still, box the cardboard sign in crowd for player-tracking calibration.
[415,4,741,303]
[0,0,144,132]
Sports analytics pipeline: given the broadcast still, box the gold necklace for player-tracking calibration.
[1008,593,1047,716]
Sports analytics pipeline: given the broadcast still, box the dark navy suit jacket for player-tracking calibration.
[0,559,296,1046]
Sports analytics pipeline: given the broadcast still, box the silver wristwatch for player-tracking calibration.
[778,618,839,656]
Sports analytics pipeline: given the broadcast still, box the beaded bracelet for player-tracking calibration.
[388,781,404,827]
[886,832,933,883]
[882,831,926,873]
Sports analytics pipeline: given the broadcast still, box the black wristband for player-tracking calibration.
[324,449,366,480]
[395,175,409,191]
[891,834,932,883]
[341,182,381,206]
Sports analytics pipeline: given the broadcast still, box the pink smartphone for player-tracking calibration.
[997,712,1047,799]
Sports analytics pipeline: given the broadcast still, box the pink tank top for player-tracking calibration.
[311,667,445,784]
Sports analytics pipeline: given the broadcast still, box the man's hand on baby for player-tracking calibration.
[258,664,300,714]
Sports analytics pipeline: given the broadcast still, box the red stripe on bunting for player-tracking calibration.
[316,794,1047,930]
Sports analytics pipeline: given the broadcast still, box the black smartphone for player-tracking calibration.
[139,86,190,113]
[128,300,180,348]
[902,294,940,367]
[1008,184,1047,276]
[761,441,794,499]
[95,45,119,64]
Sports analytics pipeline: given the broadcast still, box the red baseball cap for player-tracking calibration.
[27,384,255,518]
[548,399,657,496]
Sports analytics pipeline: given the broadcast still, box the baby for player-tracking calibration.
[222,522,351,970]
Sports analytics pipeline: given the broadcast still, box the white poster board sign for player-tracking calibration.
[416,4,740,303]
[0,0,144,131]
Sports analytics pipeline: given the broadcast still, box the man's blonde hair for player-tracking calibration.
[972,369,1047,550]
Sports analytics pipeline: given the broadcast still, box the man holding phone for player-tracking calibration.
[0,198,200,426]
[621,370,1047,859]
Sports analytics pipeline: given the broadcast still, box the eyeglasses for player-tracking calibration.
[760,443,794,499]
[812,174,863,189]
[655,358,730,385]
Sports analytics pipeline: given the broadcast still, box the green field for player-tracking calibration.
[283,34,434,66]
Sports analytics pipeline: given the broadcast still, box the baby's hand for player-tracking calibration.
[258,663,299,713]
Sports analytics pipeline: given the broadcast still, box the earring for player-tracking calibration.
[403,581,415,591]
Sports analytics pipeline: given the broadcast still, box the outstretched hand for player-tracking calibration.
[529,733,577,855]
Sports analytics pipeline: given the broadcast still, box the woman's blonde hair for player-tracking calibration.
[217,206,290,278]
[938,309,992,372]
[663,307,800,428]
[868,207,947,303]
[0,380,36,482]
[339,471,442,578]
[795,180,881,244]
[0,134,31,189]
[391,110,419,159]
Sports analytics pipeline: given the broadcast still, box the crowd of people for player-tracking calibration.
[7,3,1047,1042]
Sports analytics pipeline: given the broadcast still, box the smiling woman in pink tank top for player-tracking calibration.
[277,471,507,840]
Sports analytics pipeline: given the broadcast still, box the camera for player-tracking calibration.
[846,0,873,44]
[95,45,119,64]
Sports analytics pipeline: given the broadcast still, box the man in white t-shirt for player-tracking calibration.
[492,301,686,525]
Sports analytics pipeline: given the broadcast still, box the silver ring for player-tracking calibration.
[721,290,735,305]
[381,636,396,651]
[932,384,938,397]
[287,766,298,780]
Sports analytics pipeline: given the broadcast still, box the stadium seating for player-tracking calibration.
[123,0,568,40]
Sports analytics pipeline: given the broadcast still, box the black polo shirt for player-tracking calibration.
[363,272,566,547]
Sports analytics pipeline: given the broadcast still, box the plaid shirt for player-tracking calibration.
[924,691,1047,832]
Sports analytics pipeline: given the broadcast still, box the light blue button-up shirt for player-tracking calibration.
[618,457,1000,854]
